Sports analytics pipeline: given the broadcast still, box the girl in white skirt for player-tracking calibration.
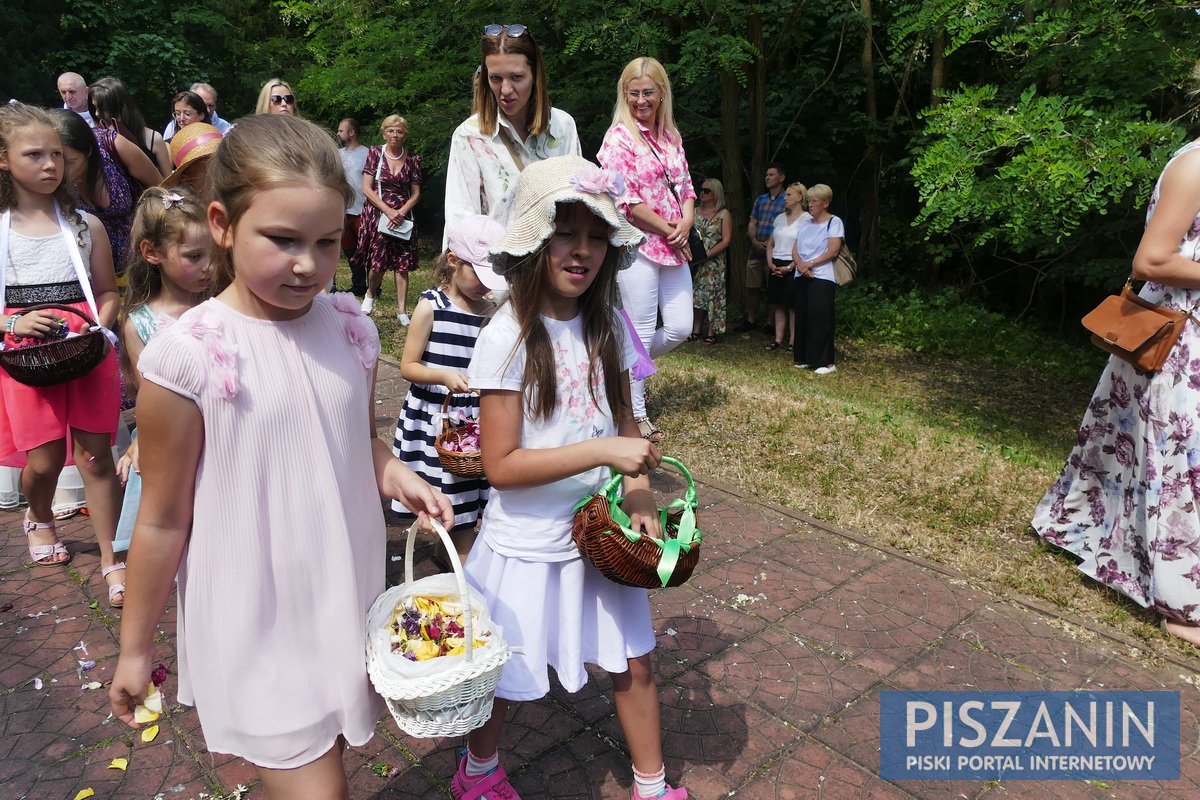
[457,155,687,800]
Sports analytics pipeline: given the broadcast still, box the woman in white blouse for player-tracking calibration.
[790,183,844,375]
[442,24,580,246]
[764,183,811,351]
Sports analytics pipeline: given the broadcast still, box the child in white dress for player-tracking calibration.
[107,115,454,799]
[454,155,687,800]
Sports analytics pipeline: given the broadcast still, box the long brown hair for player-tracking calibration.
[474,28,550,138]
[205,115,351,294]
[0,105,86,241]
[501,204,626,422]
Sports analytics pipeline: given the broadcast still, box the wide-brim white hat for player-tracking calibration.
[489,155,645,277]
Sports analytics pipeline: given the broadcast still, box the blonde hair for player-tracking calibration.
[807,183,832,203]
[206,115,351,293]
[475,28,550,138]
[432,251,455,287]
[120,186,208,383]
[702,178,727,211]
[786,182,808,205]
[379,115,408,135]
[611,57,679,150]
[255,79,298,115]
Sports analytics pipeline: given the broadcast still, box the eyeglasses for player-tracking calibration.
[484,23,527,37]
[626,88,659,100]
[700,187,713,194]
[270,94,295,106]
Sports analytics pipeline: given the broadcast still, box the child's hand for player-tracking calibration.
[109,654,154,729]
[116,439,141,484]
[8,309,65,339]
[623,487,661,538]
[441,371,471,393]
[607,436,661,477]
[395,469,455,530]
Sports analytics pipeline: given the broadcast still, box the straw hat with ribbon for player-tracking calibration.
[161,123,223,189]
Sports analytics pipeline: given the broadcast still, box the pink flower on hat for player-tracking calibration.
[570,164,625,199]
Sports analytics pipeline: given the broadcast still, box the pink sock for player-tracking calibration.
[633,764,666,798]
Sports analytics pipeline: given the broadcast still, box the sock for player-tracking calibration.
[633,764,667,798]
[465,749,499,778]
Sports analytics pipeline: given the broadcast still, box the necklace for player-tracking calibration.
[384,147,406,160]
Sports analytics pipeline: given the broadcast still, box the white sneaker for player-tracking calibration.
[814,365,838,375]
[361,295,375,315]
[793,363,810,369]
[397,312,410,327]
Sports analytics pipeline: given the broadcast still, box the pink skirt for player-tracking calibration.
[0,300,121,467]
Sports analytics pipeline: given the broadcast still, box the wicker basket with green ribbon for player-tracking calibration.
[570,456,701,589]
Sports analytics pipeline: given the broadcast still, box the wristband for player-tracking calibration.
[5,313,20,335]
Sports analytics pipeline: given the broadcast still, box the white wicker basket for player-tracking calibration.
[366,520,511,737]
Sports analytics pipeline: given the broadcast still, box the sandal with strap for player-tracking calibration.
[451,751,522,800]
[25,514,71,567]
[633,786,688,800]
[635,417,667,444]
[102,562,126,608]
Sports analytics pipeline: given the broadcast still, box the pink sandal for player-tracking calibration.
[102,563,126,608]
[451,751,521,800]
[25,514,71,567]
[632,787,688,800]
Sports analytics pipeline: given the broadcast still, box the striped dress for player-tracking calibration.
[392,287,489,526]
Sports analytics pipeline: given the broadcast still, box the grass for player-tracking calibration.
[346,260,1200,666]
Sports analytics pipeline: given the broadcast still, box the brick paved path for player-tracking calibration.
[3,359,1198,799]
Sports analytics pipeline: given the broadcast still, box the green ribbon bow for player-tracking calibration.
[573,456,701,587]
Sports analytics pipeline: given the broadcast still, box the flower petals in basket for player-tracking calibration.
[365,520,511,737]
[434,393,484,478]
[571,456,702,589]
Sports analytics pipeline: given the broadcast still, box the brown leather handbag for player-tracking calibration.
[1081,281,1195,372]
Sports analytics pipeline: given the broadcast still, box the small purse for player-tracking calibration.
[374,153,413,240]
[571,457,701,589]
[1081,280,1194,372]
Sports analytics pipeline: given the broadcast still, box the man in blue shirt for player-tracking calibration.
[737,164,788,332]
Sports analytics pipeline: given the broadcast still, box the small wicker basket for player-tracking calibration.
[365,520,511,737]
[571,457,702,589]
[0,303,109,387]
[434,393,484,478]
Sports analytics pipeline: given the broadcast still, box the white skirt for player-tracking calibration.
[464,538,656,701]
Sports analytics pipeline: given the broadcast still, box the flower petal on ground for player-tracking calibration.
[141,724,160,743]
[108,758,128,771]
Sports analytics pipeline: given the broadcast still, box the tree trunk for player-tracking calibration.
[720,69,748,305]
[930,27,947,107]
[857,0,881,278]
[743,12,768,314]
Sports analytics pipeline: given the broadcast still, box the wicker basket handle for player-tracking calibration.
[402,519,476,664]
[14,302,101,329]
[438,391,477,431]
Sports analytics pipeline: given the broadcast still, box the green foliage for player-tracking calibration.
[912,84,1184,255]
[839,283,1105,381]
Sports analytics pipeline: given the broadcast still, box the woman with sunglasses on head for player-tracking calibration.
[597,56,696,444]
[443,23,580,246]
[254,79,298,116]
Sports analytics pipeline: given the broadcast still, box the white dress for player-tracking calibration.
[465,305,655,701]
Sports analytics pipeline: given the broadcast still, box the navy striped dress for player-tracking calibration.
[392,288,489,526]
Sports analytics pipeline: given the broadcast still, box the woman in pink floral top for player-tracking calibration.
[598,56,696,443]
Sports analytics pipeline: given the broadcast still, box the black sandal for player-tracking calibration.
[764,341,782,351]
[635,417,667,443]
[703,335,718,345]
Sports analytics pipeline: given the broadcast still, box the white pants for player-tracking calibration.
[617,252,693,418]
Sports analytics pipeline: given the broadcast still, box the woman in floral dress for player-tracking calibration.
[1032,138,1200,645]
[690,178,731,343]
[354,115,421,323]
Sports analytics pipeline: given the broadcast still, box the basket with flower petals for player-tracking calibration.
[434,393,484,478]
[366,520,510,737]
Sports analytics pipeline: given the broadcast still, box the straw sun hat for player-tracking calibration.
[161,122,223,189]
[488,155,645,278]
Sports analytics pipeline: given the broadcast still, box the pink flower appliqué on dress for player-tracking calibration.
[185,308,240,400]
[329,292,380,370]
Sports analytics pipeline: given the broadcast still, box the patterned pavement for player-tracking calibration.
[3,357,1199,799]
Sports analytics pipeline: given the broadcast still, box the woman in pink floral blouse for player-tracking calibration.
[597,56,696,443]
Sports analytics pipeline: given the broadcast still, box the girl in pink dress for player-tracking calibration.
[107,114,454,798]
[0,103,125,606]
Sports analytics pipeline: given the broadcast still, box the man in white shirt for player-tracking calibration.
[337,117,370,297]
[162,83,232,139]
[57,72,93,127]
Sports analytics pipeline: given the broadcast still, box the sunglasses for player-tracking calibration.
[484,23,527,37]
[270,94,295,105]
[700,187,713,194]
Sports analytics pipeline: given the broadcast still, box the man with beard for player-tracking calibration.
[337,117,369,296]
